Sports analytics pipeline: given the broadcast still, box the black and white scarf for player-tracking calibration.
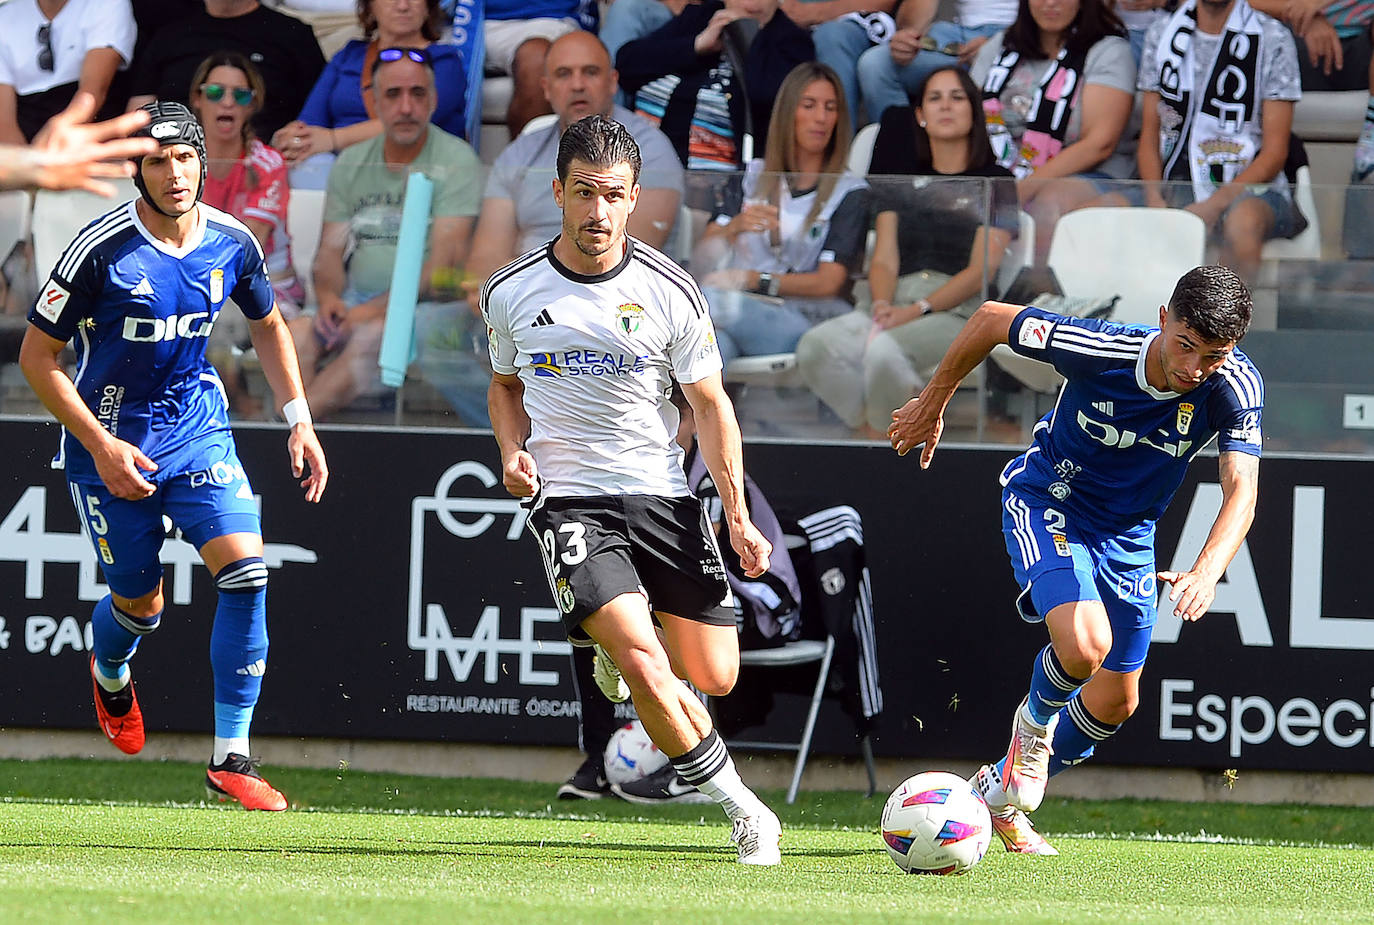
[1154,0,1269,200]
[981,41,1090,179]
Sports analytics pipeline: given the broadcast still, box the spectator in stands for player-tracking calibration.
[483,0,596,138]
[0,0,136,144]
[616,0,814,169]
[1096,0,1304,282]
[609,0,888,132]
[599,0,686,70]
[193,52,303,317]
[1114,0,1169,64]
[465,31,683,289]
[776,1,901,134]
[1250,0,1374,182]
[856,0,1018,124]
[273,1,362,58]
[191,50,304,419]
[690,62,868,364]
[289,49,482,421]
[797,66,1018,435]
[970,0,1136,262]
[129,1,325,141]
[272,0,471,189]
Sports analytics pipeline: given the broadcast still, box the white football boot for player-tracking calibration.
[592,644,630,703]
[731,807,782,866]
[1002,697,1057,812]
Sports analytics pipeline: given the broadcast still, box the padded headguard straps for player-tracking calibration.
[131,100,207,216]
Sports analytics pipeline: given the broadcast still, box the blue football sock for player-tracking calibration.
[1026,644,1089,727]
[1049,695,1122,777]
[91,595,160,686]
[209,558,269,745]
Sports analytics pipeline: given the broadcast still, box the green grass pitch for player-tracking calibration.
[2,758,1372,923]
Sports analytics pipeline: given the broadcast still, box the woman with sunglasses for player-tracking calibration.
[271,0,468,187]
[191,52,304,319]
[191,51,304,417]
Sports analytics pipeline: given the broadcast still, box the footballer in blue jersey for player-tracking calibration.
[19,101,328,811]
[889,266,1261,855]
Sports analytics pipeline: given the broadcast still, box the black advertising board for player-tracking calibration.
[1,418,1371,772]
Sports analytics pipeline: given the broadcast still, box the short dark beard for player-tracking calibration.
[573,232,613,258]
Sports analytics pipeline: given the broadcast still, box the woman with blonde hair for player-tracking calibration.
[691,62,868,363]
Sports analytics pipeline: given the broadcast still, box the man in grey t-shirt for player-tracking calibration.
[465,30,684,289]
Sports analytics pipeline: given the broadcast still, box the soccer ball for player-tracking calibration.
[880,771,993,875]
[603,721,668,786]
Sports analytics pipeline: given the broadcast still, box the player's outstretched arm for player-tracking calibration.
[0,92,157,194]
[247,309,328,502]
[1159,450,1260,622]
[889,299,1021,466]
[490,371,537,497]
[19,325,157,498]
[681,373,772,578]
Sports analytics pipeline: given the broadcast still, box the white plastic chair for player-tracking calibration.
[286,188,326,308]
[1261,165,1321,261]
[518,112,558,138]
[991,206,1207,409]
[847,122,879,176]
[994,209,1035,297]
[1045,206,1207,325]
[0,190,31,267]
[723,352,802,388]
[31,179,136,284]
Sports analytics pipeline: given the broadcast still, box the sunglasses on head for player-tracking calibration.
[377,46,431,66]
[200,83,256,106]
[37,23,53,73]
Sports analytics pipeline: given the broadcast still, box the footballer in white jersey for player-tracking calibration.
[486,115,781,864]
[483,235,720,498]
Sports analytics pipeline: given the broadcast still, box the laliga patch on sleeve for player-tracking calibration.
[1017,318,1053,350]
[36,279,71,324]
[1227,410,1263,445]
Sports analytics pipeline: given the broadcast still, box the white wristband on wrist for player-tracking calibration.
[282,397,312,429]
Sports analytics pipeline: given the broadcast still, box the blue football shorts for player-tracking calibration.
[1000,486,1157,673]
[68,436,261,599]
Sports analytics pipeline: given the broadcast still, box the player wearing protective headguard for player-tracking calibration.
[18,100,328,810]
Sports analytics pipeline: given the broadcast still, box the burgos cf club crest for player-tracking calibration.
[1176,402,1194,436]
[615,302,644,334]
[556,578,576,613]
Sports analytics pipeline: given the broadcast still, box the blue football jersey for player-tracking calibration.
[28,201,276,484]
[1001,306,1263,532]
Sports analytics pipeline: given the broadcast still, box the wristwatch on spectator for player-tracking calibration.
[916,298,934,316]
[755,272,781,297]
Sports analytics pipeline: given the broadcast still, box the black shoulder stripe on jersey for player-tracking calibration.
[55,208,133,281]
[632,240,699,291]
[482,246,547,307]
[630,247,708,318]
